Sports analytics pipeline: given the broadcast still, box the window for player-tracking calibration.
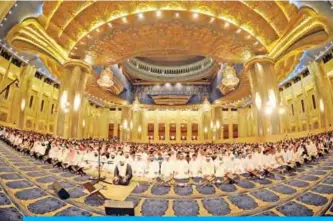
[312,94,317,109]
[29,96,34,108]
[301,99,305,113]
[40,100,44,112]
[4,87,10,99]
[51,104,54,114]
[291,104,295,116]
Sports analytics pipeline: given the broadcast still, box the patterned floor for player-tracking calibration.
[0,141,333,219]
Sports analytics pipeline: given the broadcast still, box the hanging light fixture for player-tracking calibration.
[97,66,114,88]
[218,64,240,95]
[132,97,141,111]
[202,98,211,112]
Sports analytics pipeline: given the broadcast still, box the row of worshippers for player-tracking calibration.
[0,126,331,185]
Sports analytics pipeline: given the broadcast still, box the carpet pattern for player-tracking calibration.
[1,141,333,219]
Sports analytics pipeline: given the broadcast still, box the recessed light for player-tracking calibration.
[108,22,112,27]
[138,13,144,19]
[236,28,242,34]
[156,10,162,17]
[9,11,11,14]
[96,28,100,32]
[14,3,17,7]
[224,22,230,29]
[193,12,199,19]
[122,17,127,23]
[209,17,215,23]
[175,12,179,18]
[4,18,7,21]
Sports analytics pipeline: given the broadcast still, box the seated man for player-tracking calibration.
[202,156,215,185]
[113,160,132,186]
[145,155,160,180]
[160,154,174,184]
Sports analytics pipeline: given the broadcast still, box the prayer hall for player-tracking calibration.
[1,0,333,219]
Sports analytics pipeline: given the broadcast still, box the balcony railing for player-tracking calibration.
[124,57,216,82]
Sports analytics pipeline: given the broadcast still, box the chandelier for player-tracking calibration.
[97,66,114,88]
[132,97,141,111]
[202,98,211,112]
[218,65,240,95]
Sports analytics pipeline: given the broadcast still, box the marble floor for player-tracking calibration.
[0,141,333,220]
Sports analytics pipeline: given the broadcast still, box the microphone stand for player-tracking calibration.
[89,147,113,185]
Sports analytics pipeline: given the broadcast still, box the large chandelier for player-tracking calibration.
[218,64,240,95]
[132,97,141,111]
[202,98,211,112]
[97,66,114,88]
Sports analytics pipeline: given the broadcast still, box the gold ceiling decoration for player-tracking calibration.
[37,1,299,65]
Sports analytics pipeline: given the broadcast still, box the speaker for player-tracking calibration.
[105,200,134,216]
[52,182,70,200]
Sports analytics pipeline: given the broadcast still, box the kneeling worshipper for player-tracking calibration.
[113,160,133,186]
[174,153,190,186]
[160,154,174,184]
[145,155,160,180]
[201,156,215,185]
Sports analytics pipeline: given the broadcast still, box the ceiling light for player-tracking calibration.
[74,47,78,50]
[15,3,17,7]
[96,28,100,32]
[254,41,259,46]
[236,28,242,34]
[209,17,215,23]
[0,24,3,27]
[175,12,179,18]
[246,35,251,40]
[193,12,199,19]
[9,11,11,14]
[224,22,230,29]
[122,17,127,23]
[108,22,112,27]
[4,18,7,21]
[87,34,91,39]
[138,13,144,19]
[156,10,162,17]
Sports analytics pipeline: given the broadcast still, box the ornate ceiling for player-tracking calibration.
[37,1,299,65]
[4,1,333,107]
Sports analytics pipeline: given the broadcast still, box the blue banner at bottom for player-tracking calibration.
[24,217,333,221]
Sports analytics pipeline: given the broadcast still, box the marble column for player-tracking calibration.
[308,61,333,129]
[246,56,281,136]
[17,65,36,129]
[56,60,91,138]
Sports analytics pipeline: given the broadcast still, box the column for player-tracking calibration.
[176,123,181,142]
[56,60,91,138]
[308,61,333,129]
[187,123,192,142]
[245,56,280,136]
[17,65,36,129]
[238,108,248,138]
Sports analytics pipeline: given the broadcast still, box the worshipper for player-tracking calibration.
[174,153,190,186]
[133,154,146,179]
[145,155,160,180]
[113,160,132,186]
[189,153,202,179]
[201,156,215,185]
[160,154,174,184]
[214,155,227,183]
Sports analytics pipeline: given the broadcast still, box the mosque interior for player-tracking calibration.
[0,0,333,218]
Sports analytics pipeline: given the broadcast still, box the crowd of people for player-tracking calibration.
[0,125,332,186]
